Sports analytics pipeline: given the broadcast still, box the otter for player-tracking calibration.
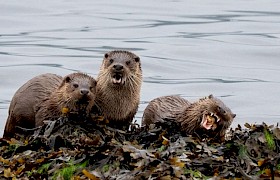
[93,50,142,130]
[3,72,96,138]
[142,95,236,140]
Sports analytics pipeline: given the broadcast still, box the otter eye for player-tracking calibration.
[126,60,131,65]
[218,106,226,114]
[109,59,114,64]
[73,84,79,88]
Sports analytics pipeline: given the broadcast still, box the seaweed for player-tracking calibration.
[0,117,280,179]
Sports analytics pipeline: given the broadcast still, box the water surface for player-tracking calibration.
[1,0,280,136]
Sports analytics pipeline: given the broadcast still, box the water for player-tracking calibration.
[1,0,280,137]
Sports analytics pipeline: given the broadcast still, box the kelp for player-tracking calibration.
[0,116,280,179]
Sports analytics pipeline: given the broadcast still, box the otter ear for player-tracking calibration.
[134,57,140,62]
[59,76,71,88]
[232,113,236,118]
[104,53,109,59]
[208,94,214,99]
[65,76,71,83]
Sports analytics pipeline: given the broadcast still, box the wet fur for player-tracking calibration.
[3,73,96,138]
[94,50,142,130]
[142,95,236,140]
[35,73,96,127]
[142,95,190,125]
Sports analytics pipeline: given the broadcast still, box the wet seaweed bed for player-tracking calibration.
[0,116,280,179]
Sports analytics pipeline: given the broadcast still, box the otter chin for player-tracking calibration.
[142,95,236,141]
[93,50,142,130]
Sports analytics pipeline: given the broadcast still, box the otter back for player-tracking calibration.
[3,73,62,138]
[142,95,190,125]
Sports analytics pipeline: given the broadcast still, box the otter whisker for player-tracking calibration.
[127,76,137,94]
[129,74,142,89]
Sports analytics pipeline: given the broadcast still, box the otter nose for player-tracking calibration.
[80,89,89,95]
[113,64,123,71]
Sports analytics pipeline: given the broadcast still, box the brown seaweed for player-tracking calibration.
[0,116,280,179]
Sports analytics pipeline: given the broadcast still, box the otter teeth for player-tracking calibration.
[201,112,221,130]
[112,74,123,84]
[113,78,122,84]
[210,112,220,122]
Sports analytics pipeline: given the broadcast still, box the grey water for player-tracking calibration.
[1,0,280,137]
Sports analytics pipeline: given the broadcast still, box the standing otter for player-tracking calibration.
[93,50,142,130]
[142,95,236,140]
[3,72,96,138]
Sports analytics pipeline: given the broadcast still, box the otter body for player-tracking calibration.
[4,73,96,138]
[142,95,236,140]
[142,95,190,125]
[94,50,142,130]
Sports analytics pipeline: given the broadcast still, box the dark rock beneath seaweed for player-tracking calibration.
[0,116,280,179]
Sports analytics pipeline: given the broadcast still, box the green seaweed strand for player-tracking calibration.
[264,128,276,150]
[52,160,88,180]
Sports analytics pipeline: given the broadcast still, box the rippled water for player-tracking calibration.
[1,0,280,136]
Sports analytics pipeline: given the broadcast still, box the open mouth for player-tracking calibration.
[77,96,90,104]
[201,113,220,130]
[112,73,123,84]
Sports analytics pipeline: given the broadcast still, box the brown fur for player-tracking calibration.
[94,50,142,130]
[142,95,236,140]
[3,73,96,138]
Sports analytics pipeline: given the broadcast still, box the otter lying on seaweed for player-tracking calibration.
[142,95,236,140]
[3,72,97,138]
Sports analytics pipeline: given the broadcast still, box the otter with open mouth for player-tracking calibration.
[93,50,142,130]
[142,95,236,141]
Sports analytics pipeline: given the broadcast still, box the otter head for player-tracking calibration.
[59,72,97,112]
[98,50,142,88]
[179,94,236,136]
[197,95,236,131]
[95,50,142,125]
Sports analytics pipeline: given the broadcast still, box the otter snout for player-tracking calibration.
[111,63,125,84]
[80,89,89,95]
[113,64,123,71]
